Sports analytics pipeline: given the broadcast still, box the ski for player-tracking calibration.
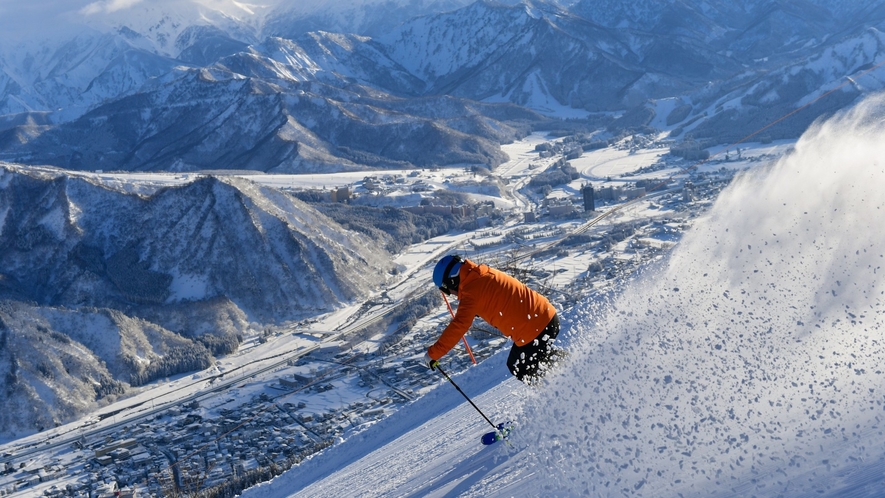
[481,423,513,445]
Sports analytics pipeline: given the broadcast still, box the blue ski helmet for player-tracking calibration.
[433,255,463,291]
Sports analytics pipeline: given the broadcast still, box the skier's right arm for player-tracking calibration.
[427,296,476,360]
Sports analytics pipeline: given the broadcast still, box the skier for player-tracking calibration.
[423,255,561,383]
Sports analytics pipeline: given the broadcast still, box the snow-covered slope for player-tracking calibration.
[0,301,212,437]
[685,26,885,142]
[242,92,885,498]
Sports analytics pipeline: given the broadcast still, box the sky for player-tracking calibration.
[0,0,264,40]
[0,1,76,36]
[243,91,885,497]
[0,0,424,43]
[0,0,112,39]
[0,0,527,39]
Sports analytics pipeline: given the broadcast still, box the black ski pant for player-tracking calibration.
[506,314,560,382]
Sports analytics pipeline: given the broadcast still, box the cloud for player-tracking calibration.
[79,0,145,15]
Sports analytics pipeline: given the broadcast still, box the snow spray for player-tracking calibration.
[510,93,885,497]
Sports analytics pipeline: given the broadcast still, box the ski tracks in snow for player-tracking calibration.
[241,349,530,498]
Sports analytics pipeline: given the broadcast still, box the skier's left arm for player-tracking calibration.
[427,295,476,361]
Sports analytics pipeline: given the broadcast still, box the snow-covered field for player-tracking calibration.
[241,96,885,497]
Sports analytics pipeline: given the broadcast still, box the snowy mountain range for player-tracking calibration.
[3,57,534,172]
[2,0,885,446]
[0,163,393,435]
[2,0,885,172]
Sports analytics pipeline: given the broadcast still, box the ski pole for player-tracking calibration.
[435,364,498,432]
[441,292,477,365]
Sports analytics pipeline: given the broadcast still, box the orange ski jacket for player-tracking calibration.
[427,259,556,361]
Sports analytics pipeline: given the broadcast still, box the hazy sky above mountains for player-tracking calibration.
[0,0,266,39]
[0,0,112,37]
[0,0,430,39]
[0,0,541,42]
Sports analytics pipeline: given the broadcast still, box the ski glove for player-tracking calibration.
[423,352,439,371]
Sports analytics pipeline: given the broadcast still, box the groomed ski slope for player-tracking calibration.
[242,349,531,498]
[243,93,885,497]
